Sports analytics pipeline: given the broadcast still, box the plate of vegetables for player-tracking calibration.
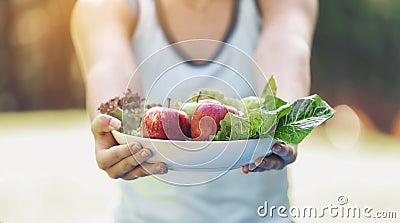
[99,76,335,171]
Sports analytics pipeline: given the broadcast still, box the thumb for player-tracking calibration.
[91,114,121,147]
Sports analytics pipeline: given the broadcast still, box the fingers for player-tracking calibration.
[92,114,121,135]
[272,143,297,164]
[242,165,250,174]
[121,162,168,180]
[91,114,168,180]
[98,143,168,180]
[242,142,298,173]
[96,142,142,169]
[92,114,121,148]
[251,155,286,171]
[105,147,152,178]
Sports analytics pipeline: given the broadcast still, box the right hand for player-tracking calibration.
[91,114,168,180]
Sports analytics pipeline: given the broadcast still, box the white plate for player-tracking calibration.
[112,130,275,172]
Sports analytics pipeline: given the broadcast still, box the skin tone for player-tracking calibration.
[244,0,318,173]
[71,0,318,179]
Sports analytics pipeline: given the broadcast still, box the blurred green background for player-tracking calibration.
[1,0,399,135]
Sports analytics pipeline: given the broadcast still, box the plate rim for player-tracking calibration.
[111,130,272,144]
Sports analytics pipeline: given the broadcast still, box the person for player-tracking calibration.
[71,0,318,222]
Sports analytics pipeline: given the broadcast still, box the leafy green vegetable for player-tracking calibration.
[276,102,291,119]
[214,113,251,140]
[241,96,264,114]
[273,94,335,144]
[248,109,277,138]
[214,75,335,144]
[261,76,281,111]
[98,89,145,134]
[220,97,244,112]
[214,109,278,141]
[274,97,287,108]
[261,75,277,98]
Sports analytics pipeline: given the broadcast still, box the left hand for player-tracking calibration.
[241,142,297,173]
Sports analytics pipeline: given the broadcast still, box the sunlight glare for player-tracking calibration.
[325,104,361,151]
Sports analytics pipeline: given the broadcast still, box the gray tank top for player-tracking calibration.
[116,1,292,222]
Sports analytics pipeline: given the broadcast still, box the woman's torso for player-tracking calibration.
[116,0,292,222]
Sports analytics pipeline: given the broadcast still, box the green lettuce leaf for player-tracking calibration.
[260,76,289,112]
[194,75,335,144]
[220,97,244,112]
[274,94,335,144]
[261,75,277,98]
[248,109,277,138]
[214,112,251,141]
[215,109,278,141]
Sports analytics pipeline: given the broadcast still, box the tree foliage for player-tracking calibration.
[0,0,399,132]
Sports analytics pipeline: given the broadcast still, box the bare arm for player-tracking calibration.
[244,0,318,173]
[71,0,142,120]
[71,0,167,179]
[255,0,318,101]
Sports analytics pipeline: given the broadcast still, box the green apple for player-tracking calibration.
[180,99,222,119]
[198,99,221,104]
[241,96,264,112]
[180,102,201,120]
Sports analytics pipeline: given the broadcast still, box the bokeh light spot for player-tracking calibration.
[325,104,361,151]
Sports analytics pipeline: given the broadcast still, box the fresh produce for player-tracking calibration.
[241,96,264,111]
[97,89,145,134]
[214,76,335,144]
[191,103,239,141]
[179,91,220,119]
[180,102,200,120]
[190,90,244,112]
[98,76,335,144]
[140,106,191,140]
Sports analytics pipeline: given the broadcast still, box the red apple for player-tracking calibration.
[191,103,238,141]
[140,106,191,140]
